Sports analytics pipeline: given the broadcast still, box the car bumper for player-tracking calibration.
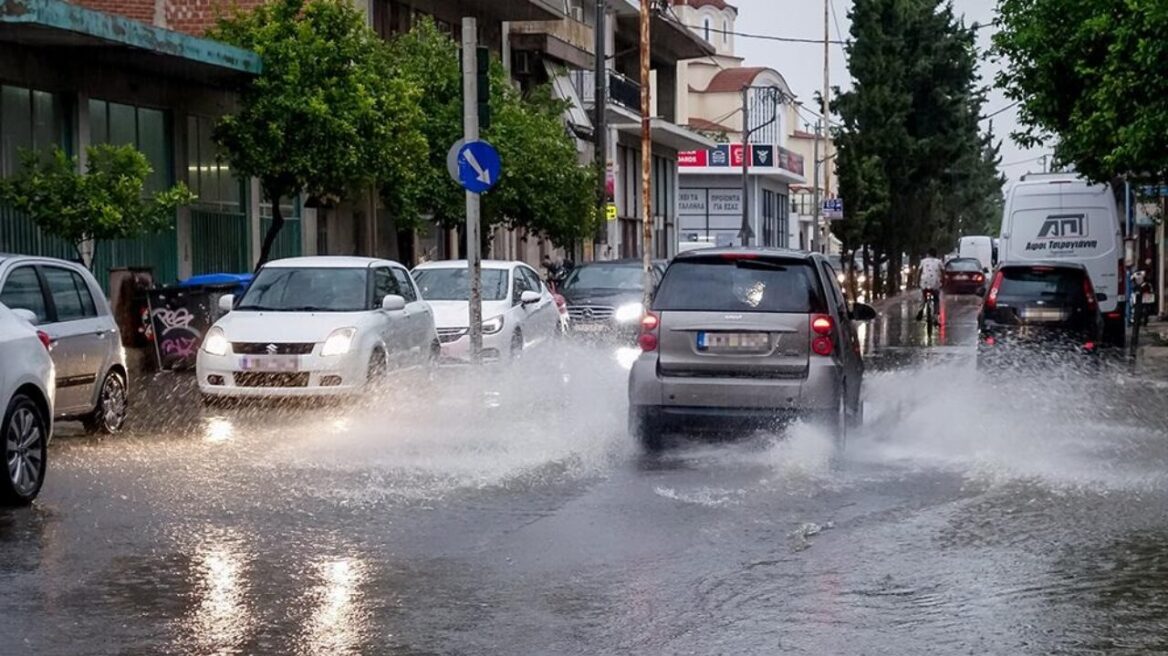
[437,331,509,364]
[567,320,639,342]
[196,351,366,398]
[944,281,984,294]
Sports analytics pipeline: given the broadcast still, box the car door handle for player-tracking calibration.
[94,330,107,339]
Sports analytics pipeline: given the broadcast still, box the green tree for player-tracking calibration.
[210,0,426,268]
[389,20,599,249]
[994,0,1168,183]
[1,145,195,268]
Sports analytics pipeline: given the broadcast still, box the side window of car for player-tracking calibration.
[0,266,49,323]
[391,268,417,302]
[42,266,96,322]
[822,263,848,315]
[373,268,399,307]
[520,267,543,295]
[512,268,531,304]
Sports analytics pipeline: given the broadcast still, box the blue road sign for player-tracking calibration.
[455,140,501,194]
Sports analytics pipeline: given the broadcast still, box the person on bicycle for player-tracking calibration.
[917,248,944,322]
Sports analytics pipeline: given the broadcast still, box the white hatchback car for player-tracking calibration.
[197,256,438,400]
[0,302,55,505]
[411,260,560,363]
[0,255,128,433]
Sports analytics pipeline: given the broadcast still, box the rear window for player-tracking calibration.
[998,267,1086,303]
[654,257,823,313]
[946,258,982,272]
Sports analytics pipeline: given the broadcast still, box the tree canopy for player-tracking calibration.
[993,0,1168,183]
[0,145,195,268]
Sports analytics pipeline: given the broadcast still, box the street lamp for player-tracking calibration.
[738,85,788,246]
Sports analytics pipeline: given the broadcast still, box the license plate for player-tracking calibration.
[697,331,769,352]
[955,274,970,280]
[239,355,300,372]
[1020,308,1067,322]
[573,323,607,333]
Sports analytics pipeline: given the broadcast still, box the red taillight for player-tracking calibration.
[984,271,1005,310]
[1083,276,1098,312]
[1083,341,1096,351]
[639,312,659,351]
[1107,311,1122,320]
[974,273,985,283]
[984,335,996,346]
[810,314,834,356]
[36,330,51,349]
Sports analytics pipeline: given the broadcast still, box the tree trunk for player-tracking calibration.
[256,195,284,271]
[76,237,95,271]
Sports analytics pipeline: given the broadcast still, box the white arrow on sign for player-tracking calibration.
[463,150,492,185]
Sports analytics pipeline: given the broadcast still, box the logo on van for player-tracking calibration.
[1036,214,1087,239]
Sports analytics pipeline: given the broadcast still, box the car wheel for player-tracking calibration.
[830,393,848,449]
[1,394,48,506]
[510,330,524,360]
[83,371,128,434]
[366,350,388,387]
[629,407,664,452]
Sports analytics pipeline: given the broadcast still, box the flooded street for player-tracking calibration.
[3,295,1168,655]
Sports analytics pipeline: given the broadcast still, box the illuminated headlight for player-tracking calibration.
[614,302,644,323]
[858,274,868,284]
[836,272,845,284]
[483,316,505,335]
[321,327,357,356]
[202,327,229,356]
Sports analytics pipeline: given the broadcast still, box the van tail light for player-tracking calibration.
[1083,275,1098,312]
[638,312,660,351]
[810,314,834,356]
[984,271,1005,310]
[36,330,51,350]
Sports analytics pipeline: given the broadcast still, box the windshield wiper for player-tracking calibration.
[236,304,281,311]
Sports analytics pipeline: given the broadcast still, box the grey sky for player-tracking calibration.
[730,0,1043,183]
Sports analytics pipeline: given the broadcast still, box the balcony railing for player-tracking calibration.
[571,69,642,112]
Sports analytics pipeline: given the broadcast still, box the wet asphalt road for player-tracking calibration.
[4,294,1168,655]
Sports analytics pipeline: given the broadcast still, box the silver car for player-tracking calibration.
[0,255,128,433]
[628,248,877,450]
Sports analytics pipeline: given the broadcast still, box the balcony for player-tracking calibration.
[510,16,595,70]
[572,69,642,113]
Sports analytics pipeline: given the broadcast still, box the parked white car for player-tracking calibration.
[197,256,439,400]
[412,260,560,363]
[0,255,128,433]
[0,302,55,505]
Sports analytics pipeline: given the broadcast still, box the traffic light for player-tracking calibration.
[461,46,491,130]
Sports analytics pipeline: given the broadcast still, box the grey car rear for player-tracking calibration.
[628,249,874,450]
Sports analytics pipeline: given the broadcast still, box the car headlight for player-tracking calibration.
[836,272,846,284]
[483,316,505,335]
[202,327,229,356]
[321,327,357,357]
[614,302,644,323]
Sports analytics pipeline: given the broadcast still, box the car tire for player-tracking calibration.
[629,407,664,452]
[366,350,388,388]
[82,371,128,435]
[1,393,48,506]
[510,331,524,360]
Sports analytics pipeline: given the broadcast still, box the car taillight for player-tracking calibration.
[974,273,985,283]
[984,271,1005,310]
[1083,341,1097,351]
[810,314,834,356]
[36,330,51,349]
[1083,276,1098,312]
[638,312,659,351]
[983,335,996,346]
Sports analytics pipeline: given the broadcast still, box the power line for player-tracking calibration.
[1001,153,1048,167]
[980,101,1019,120]
[684,24,846,46]
[829,0,846,43]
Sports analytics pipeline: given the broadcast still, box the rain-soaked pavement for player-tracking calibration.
[4,294,1168,655]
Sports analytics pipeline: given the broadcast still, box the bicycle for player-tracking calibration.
[920,288,940,334]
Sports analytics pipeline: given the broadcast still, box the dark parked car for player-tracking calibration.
[560,259,665,340]
[977,262,1104,367]
[943,257,987,295]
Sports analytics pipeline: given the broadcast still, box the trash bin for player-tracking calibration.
[179,273,254,323]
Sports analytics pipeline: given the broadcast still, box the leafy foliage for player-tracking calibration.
[0,145,195,267]
[210,0,427,267]
[993,0,1168,183]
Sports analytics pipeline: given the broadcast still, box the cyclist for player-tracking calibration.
[916,248,944,323]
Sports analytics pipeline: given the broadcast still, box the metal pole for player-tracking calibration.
[462,17,483,363]
[594,0,607,249]
[811,120,821,253]
[740,85,751,246]
[822,0,831,211]
[639,0,652,309]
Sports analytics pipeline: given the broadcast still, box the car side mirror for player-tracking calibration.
[381,294,406,311]
[850,302,877,322]
[975,287,986,298]
[218,294,235,313]
[11,308,37,325]
[1095,293,1108,302]
[520,290,541,305]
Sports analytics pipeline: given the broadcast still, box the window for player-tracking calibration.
[391,268,417,302]
[373,267,400,305]
[822,263,847,311]
[0,267,48,323]
[762,190,776,247]
[89,99,170,193]
[703,18,711,42]
[655,257,824,314]
[723,20,729,44]
[519,267,543,295]
[187,115,243,212]
[512,267,535,304]
[412,268,510,302]
[237,268,370,312]
[42,267,97,322]
[1,85,65,176]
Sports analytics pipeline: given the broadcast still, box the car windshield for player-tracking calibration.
[412,268,509,301]
[236,267,368,312]
[561,264,644,291]
[947,258,983,272]
[654,257,822,313]
[998,267,1086,303]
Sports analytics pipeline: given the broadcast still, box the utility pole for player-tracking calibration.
[740,84,751,246]
[462,17,483,363]
[811,120,822,253]
[822,0,832,229]
[639,0,652,309]
[594,0,607,251]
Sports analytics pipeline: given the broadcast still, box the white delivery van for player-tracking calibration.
[999,173,1124,345]
[958,235,994,273]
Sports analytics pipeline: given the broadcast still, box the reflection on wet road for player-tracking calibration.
[2,294,1168,654]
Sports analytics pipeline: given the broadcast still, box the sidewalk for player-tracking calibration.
[1134,318,1168,379]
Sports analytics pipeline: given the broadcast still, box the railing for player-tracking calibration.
[572,69,642,112]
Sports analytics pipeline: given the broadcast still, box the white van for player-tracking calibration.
[999,173,1124,345]
[958,235,994,273]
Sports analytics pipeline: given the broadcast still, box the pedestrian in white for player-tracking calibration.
[917,248,944,322]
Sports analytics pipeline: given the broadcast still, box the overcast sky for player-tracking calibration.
[730,0,1044,183]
